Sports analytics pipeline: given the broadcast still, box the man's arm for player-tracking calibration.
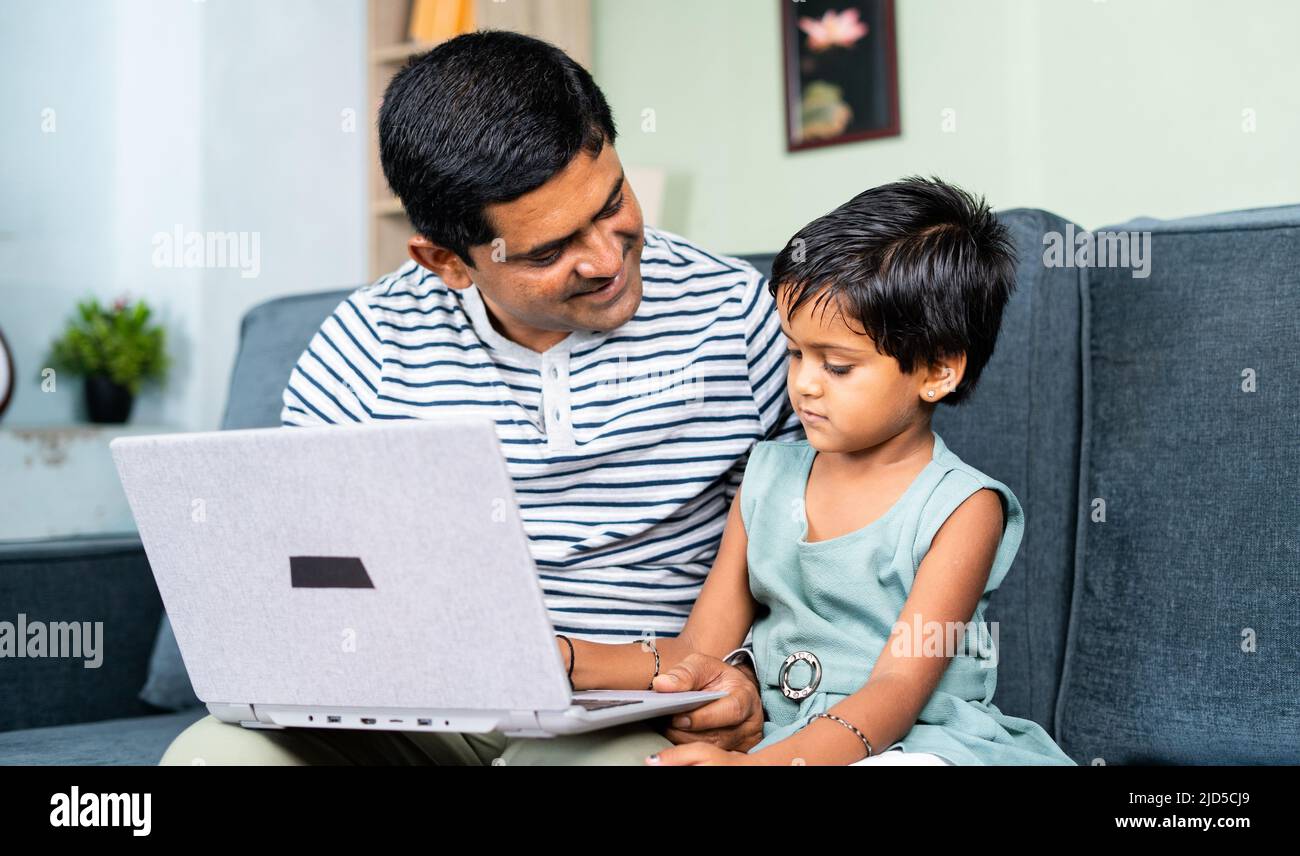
[280,292,385,427]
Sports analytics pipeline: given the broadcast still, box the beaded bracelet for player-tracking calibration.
[811,713,874,760]
[636,638,660,690]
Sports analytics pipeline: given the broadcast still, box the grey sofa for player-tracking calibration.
[2,204,1296,764]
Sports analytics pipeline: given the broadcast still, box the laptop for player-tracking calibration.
[109,418,725,737]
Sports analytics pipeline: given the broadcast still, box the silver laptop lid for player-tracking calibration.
[110,418,572,713]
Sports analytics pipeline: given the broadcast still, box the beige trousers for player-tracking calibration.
[160,715,953,766]
[159,714,673,766]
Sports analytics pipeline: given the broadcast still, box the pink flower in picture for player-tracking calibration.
[799,8,869,52]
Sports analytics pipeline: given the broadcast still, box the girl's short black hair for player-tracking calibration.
[378,31,617,266]
[769,176,1017,405]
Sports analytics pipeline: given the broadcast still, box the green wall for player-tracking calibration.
[593,0,1300,254]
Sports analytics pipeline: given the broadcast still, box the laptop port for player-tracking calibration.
[327,715,341,723]
[361,717,376,725]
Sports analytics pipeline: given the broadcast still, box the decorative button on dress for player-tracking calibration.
[738,432,1076,765]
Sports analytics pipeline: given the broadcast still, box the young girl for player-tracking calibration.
[558,177,1076,766]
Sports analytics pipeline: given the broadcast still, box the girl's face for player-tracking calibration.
[776,284,955,454]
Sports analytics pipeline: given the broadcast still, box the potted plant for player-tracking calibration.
[47,297,169,424]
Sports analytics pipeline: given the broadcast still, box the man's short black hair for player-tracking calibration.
[769,176,1018,405]
[378,30,617,266]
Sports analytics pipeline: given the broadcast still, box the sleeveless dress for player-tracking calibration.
[738,432,1076,766]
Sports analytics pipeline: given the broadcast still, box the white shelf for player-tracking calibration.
[0,424,176,540]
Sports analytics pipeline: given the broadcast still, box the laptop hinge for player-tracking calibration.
[245,703,287,729]
[207,702,286,729]
[500,710,547,738]
[206,701,283,729]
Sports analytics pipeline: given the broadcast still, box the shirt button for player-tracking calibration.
[549,366,559,380]
[552,408,562,423]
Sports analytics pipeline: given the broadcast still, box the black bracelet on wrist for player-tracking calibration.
[557,634,575,690]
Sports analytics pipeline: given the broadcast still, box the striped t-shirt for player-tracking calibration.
[280,225,804,643]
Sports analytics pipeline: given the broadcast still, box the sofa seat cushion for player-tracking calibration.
[0,709,206,766]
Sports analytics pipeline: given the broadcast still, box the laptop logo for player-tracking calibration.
[289,556,375,589]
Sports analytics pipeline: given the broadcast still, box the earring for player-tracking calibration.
[926,390,936,399]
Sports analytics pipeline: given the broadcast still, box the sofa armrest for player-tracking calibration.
[0,534,164,732]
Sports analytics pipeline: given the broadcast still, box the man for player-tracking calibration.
[160,30,802,766]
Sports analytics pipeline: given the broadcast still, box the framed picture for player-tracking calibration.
[781,0,900,152]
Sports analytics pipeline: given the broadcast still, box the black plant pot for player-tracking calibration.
[85,375,134,424]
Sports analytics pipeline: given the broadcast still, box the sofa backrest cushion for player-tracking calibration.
[221,289,354,431]
[0,536,165,730]
[1055,204,1300,763]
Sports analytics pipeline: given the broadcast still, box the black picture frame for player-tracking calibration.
[781,0,901,152]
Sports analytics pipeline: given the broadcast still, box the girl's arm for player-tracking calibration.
[560,483,758,690]
[749,488,1004,765]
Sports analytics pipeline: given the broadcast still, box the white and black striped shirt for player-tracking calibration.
[281,225,803,643]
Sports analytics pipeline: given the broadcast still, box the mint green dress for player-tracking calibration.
[739,432,1076,766]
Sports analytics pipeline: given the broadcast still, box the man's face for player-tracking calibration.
[426,141,645,350]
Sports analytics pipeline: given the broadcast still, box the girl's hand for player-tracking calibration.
[645,741,760,766]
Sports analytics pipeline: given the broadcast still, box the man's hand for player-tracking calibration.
[651,652,764,751]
